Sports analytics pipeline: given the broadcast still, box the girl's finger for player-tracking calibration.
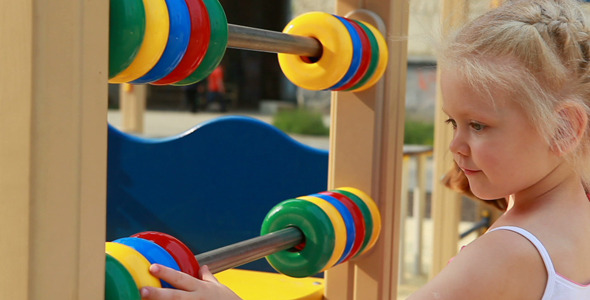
[140,286,194,300]
[149,264,199,291]
[199,265,219,284]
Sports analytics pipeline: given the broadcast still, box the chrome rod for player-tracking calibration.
[227,24,323,58]
[195,227,304,274]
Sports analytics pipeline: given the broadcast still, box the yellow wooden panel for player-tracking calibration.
[218,269,324,300]
[429,0,468,278]
[326,0,410,299]
[0,0,108,299]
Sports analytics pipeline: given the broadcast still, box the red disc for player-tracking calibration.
[152,0,211,85]
[334,17,371,91]
[131,231,201,278]
[319,191,366,262]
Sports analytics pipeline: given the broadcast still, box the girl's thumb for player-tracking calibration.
[200,265,220,283]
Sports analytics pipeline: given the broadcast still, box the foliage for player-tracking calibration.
[273,109,434,146]
[404,119,434,146]
[272,108,330,136]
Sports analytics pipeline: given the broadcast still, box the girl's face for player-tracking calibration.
[440,68,561,200]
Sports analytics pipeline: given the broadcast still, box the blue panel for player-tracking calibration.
[107,116,329,272]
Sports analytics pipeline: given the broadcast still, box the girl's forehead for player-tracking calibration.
[440,69,514,117]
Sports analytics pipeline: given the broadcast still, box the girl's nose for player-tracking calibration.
[449,131,469,157]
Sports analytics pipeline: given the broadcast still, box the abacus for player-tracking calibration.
[105,187,381,299]
[108,0,388,91]
[2,0,408,298]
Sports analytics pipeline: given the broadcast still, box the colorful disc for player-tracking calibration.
[131,231,201,278]
[331,189,374,256]
[173,0,228,86]
[114,237,181,288]
[334,17,372,91]
[328,15,362,90]
[336,187,382,254]
[105,242,162,289]
[152,0,211,85]
[105,253,141,300]
[307,193,356,265]
[108,0,145,79]
[277,12,353,91]
[346,21,380,92]
[261,198,335,278]
[297,195,346,271]
[349,21,388,92]
[131,0,192,83]
[318,191,366,262]
[109,0,170,83]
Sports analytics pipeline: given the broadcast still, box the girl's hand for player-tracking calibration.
[140,264,242,300]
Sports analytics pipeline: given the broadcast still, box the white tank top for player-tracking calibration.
[489,226,590,300]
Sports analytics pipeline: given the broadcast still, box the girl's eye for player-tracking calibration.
[445,118,457,129]
[470,122,486,131]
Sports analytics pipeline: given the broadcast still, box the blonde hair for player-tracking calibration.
[439,0,590,189]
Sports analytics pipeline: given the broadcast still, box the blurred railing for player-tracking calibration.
[400,145,433,280]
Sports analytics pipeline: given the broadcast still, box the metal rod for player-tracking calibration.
[227,24,323,58]
[459,217,490,239]
[195,227,304,274]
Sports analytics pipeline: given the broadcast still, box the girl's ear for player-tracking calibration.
[552,102,588,155]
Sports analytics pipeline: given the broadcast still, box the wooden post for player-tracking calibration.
[0,1,108,299]
[412,152,429,276]
[120,83,147,134]
[398,156,410,283]
[325,0,409,299]
[430,0,468,278]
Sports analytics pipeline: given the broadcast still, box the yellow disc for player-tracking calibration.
[109,0,170,83]
[336,187,381,254]
[297,195,346,272]
[105,242,162,289]
[278,12,353,91]
[349,21,388,92]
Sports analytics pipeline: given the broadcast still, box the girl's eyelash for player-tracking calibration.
[444,118,457,128]
[444,118,486,131]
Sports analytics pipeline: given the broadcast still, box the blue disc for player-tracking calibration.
[131,0,191,83]
[114,237,181,288]
[328,15,362,90]
[309,193,356,265]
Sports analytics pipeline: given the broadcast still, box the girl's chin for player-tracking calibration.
[468,183,506,200]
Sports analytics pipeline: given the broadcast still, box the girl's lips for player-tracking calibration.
[461,168,480,176]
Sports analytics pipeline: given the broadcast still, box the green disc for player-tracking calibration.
[261,198,335,278]
[346,20,379,91]
[173,0,228,85]
[109,0,146,79]
[105,253,141,300]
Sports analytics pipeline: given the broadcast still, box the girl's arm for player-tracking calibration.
[140,264,242,300]
[407,230,546,300]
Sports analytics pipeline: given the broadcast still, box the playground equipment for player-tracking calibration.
[105,188,381,298]
[106,1,391,296]
[108,0,388,92]
[1,0,409,298]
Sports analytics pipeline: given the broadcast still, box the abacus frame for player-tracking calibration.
[0,1,410,300]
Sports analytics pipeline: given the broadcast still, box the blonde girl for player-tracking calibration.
[410,0,590,299]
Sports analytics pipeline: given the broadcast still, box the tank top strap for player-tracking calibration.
[488,226,557,275]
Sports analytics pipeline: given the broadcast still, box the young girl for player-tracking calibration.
[141,0,590,299]
[410,0,590,298]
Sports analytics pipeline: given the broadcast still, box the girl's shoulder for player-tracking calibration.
[408,228,547,300]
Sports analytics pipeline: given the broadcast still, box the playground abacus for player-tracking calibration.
[104,0,391,298]
[108,0,388,91]
[105,187,381,299]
